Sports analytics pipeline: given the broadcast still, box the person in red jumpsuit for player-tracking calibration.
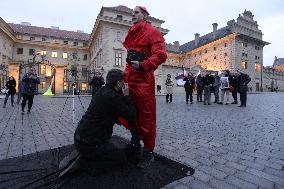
[123,6,167,168]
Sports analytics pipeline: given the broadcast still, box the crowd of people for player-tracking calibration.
[164,69,251,107]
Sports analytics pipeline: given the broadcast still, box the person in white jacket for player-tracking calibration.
[165,74,174,103]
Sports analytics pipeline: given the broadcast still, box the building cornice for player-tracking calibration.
[0,17,17,42]
[14,40,89,51]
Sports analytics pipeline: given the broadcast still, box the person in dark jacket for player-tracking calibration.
[2,76,16,108]
[59,69,136,177]
[229,73,238,104]
[89,71,105,96]
[202,72,215,105]
[196,74,204,102]
[183,73,195,104]
[21,67,40,114]
[237,72,251,107]
[213,72,221,103]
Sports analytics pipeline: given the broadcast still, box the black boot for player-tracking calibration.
[137,149,154,169]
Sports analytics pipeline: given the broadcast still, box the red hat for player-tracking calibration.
[137,6,149,15]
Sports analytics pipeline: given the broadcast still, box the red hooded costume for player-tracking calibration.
[122,21,167,151]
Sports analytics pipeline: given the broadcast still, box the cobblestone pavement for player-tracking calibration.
[0,93,284,189]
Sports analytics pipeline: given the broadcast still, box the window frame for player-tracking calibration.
[51,51,58,58]
[114,52,123,67]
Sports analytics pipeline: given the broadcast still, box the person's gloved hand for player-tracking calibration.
[131,61,141,71]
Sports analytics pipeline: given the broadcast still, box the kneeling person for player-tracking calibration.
[59,69,136,177]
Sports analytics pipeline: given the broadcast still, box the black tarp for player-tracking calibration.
[0,136,192,189]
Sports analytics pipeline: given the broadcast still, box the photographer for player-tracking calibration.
[21,67,40,114]
[59,69,136,177]
[2,76,16,108]
[89,71,105,96]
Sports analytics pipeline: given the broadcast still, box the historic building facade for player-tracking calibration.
[0,6,282,94]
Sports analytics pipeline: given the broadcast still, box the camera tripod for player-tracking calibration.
[58,75,85,124]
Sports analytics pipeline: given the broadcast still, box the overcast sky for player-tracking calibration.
[1,0,283,66]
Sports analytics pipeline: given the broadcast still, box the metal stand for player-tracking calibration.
[58,75,85,124]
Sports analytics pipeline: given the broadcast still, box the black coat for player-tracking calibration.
[229,75,238,92]
[21,73,40,95]
[237,73,251,93]
[6,79,16,95]
[75,85,136,144]
[183,77,195,92]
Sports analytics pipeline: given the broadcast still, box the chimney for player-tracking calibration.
[51,26,59,30]
[172,41,180,52]
[21,22,31,26]
[195,33,200,46]
[212,23,218,38]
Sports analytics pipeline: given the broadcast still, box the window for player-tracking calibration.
[82,68,88,78]
[205,50,207,53]
[42,37,46,41]
[255,63,261,72]
[41,50,47,56]
[39,81,46,89]
[52,51,57,58]
[241,61,248,69]
[63,82,67,91]
[81,83,87,91]
[214,56,217,59]
[29,49,35,56]
[214,47,216,51]
[17,48,23,54]
[116,31,122,41]
[73,41,78,46]
[117,15,123,20]
[83,42,87,47]
[242,53,248,58]
[83,54,87,60]
[30,36,35,41]
[115,52,122,66]
[63,52,68,59]
[40,64,46,74]
[17,35,23,39]
[224,53,227,56]
[225,43,227,47]
[255,46,260,50]
[199,52,201,55]
[64,41,68,45]
[242,42,247,47]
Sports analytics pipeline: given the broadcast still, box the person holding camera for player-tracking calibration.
[89,71,105,96]
[59,69,136,177]
[2,76,16,108]
[21,67,40,114]
[123,6,167,169]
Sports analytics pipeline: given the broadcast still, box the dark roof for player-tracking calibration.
[101,5,164,23]
[179,26,232,53]
[273,58,284,67]
[8,23,90,41]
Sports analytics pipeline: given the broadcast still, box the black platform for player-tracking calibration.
[0,136,193,189]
